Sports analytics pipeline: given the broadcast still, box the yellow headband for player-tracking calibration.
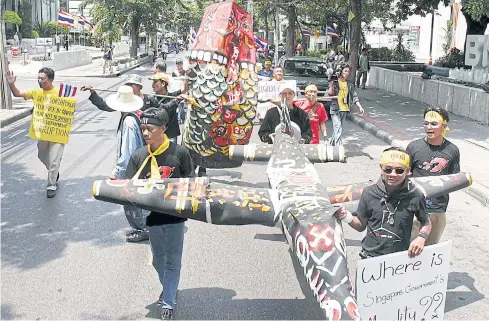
[425,110,450,136]
[381,150,410,168]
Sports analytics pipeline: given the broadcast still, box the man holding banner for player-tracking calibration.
[334,147,432,259]
[6,68,75,198]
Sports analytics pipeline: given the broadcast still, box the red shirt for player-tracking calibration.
[295,100,328,144]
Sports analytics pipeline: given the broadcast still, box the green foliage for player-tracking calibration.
[441,20,453,54]
[33,21,56,37]
[32,30,39,38]
[2,11,22,25]
[370,47,393,61]
[434,48,465,68]
[19,0,32,38]
[391,34,415,61]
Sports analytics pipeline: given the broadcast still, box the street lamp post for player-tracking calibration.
[429,9,435,65]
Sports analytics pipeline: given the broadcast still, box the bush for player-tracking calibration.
[391,47,415,62]
[370,47,392,61]
[32,30,39,38]
[305,50,322,58]
[139,52,148,58]
[2,11,22,25]
[434,48,465,68]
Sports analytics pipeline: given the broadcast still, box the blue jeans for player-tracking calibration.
[149,222,185,309]
[123,206,149,231]
[330,111,348,146]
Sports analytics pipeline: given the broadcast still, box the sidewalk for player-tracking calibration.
[349,88,489,206]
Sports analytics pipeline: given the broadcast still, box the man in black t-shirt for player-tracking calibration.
[150,73,187,144]
[334,147,432,258]
[406,107,460,245]
[258,82,312,144]
[125,108,194,320]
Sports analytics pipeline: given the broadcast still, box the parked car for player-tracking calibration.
[278,56,332,116]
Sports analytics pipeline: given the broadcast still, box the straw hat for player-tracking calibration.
[105,85,144,112]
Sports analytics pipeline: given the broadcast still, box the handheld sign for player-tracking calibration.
[28,94,77,144]
[356,241,452,321]
[257,80,297,102]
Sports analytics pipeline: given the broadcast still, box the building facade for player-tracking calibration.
[1,0,59,24]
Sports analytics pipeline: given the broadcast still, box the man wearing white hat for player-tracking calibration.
[83,84,150,242]
[258,82,312,144]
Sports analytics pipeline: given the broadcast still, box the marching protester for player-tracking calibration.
[295,84,328,144]
[271,66,284,81]
[171,58,187,124]
[124,108,194,321]
[82,75,159,242]
[150,73,187,144]
[258,83,311,144]
[6,68,63,198]
[328,63,365,146]
[103,45,113,74]
[258,60,273,80]
[154,61,167,74]
[356,48,370,89]
[407,107,460,245]
[171,58,185,77]
[334,147,432,258]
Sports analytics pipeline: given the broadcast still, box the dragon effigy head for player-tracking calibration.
[184,1,257,169]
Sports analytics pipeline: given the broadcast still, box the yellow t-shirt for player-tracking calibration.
[337,80,349,112]
[25,87,59,101]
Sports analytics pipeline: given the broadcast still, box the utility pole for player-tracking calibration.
[1,23,13,109]
[429,10,435,65]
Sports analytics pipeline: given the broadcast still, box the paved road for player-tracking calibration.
[2,57,488,320]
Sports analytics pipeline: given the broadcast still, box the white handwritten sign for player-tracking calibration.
[356,241,452,321]
[257,80,297,102]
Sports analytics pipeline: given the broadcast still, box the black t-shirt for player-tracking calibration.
[406,138,460,212]
[156,90,181,139]
[125,142,195,225]
[258,105,312,143]
[356,179,429,258]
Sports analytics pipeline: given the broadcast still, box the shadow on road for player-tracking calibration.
[445,271,485,313]
[1,162,127,270]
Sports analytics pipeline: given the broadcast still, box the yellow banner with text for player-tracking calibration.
[28,94,77,144]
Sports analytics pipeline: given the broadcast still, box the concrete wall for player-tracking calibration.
[113,43,130,58]
[41,49,92,71]
[368,67,489,124]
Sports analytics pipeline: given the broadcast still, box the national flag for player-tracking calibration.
[58,10,74,28]
[253,35,268,52]
[59,83,78,97]
[85,20,94,30]
[302,29,312,37]
[327,26,339,38]
[78,15,86,26]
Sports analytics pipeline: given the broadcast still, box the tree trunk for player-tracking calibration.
[285,5,296,57]
[348,0,361,82]
[462,10,489,67]
[130,17,139,58]
[264,10,270,45]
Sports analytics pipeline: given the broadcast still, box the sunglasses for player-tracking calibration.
[382,167,406,175]
[423,121,441,127]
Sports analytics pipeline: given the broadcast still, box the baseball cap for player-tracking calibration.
[264,60,272,65]
[148,72,170,84]
[279,82,296,94]
[176,58,183,64]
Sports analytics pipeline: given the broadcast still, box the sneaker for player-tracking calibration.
[160,308,174,320]
[125,229,138,236]
[47,189,56,198]
[126,229,149,242]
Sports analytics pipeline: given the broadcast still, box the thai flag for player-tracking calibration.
[58,10,74,28]
[59,83,78,97]
[327,26,339,38]
[253,35,268,52]
[78,15,86,26]
[191,27,197,40]
[302,30,312,37]
[85,21,94,30]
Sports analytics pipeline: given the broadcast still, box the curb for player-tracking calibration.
[1,107,33,128]
[347,113,489,207]
[82,57,150,78]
